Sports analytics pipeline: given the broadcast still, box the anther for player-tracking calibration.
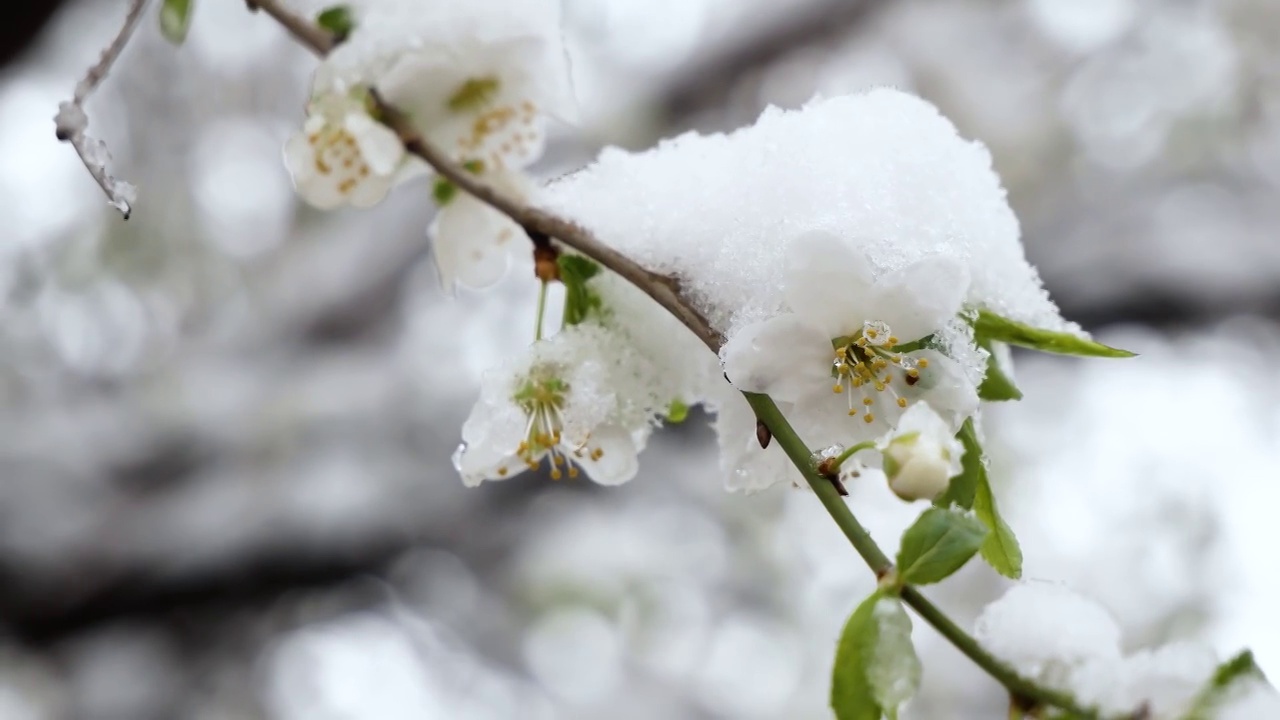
[863,413,875,423]
[897,397,908,408]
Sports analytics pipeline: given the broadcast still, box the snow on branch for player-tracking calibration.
[54,0,148,219]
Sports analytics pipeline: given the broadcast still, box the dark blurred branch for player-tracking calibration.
[1,540,408,645]
[54,0,148,219]
[0,1,71,67]
[660,0,884,129]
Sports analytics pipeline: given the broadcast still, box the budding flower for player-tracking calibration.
[879,403,964,502]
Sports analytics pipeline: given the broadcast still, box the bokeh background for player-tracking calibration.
[2,0,1279,718]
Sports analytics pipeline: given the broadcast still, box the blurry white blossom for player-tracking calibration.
[284,90,419,209]
[976,583,1240,717]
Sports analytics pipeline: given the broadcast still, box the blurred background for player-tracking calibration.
[2,0,1279,718]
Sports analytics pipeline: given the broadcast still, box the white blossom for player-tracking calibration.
[721,230,978,438]
[283,91,420,209]
[377,36,562,175]
[429,170,530,291]
[879,403,965,502]
[454,324,646,487]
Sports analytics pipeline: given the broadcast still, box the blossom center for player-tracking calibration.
[307,123,372,196]
[831,321,929,424]
[507,376,605,480]
[446,76,540,171]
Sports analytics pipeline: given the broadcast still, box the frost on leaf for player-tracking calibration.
[867,597,922,716]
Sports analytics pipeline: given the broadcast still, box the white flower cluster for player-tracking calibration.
[540,89,1073,492]
[283,0,574,290]
[277,2,1074,494]
[452,264,719,487]
[975,583,1280,718]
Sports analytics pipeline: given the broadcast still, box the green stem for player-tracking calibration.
[744,393,892,575]
[830,440,877,471]
[534,280,549,341]
[744,392,1100,719]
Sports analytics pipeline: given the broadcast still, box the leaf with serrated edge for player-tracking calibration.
[896,507,988,585]
[935,419,981,509]
[974,475,1022,579]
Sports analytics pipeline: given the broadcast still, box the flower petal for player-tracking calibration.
[901,350,979,430]
[346,175,396,208]
[868,256,969,342]
[712,390,798,493]
[430,194,523,291]
[573,424,639,486]
[345,112,405,176]
[720,314,832,402]
[783,231,876,338]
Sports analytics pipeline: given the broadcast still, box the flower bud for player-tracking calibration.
[883,434,954,501]
[878,403,966,502]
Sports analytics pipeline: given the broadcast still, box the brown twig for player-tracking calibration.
[244,0,723,353]
[55,0,149,219]
[246,7,1109,717]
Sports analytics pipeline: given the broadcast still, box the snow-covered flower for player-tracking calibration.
[721,231,978,437]
[879,403,964,502]
[454,325,644,487]
[283,91,421,209]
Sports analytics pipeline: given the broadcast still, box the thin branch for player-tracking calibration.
[244,0,334,54]
[746,393,1103,718]
[244,0,723,352]
[247,5,1104,716]
[55,0,148,219]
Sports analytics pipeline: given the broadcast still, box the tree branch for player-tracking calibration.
[746,393,1102,718]
[55,0,148,219]
[244,0,722,353]
[245,4,1104,716]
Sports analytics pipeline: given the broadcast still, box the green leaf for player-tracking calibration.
[1184,651,1269,720]
[935,419,982,509]
[896,507,988,585]
[865,598,922,716]
[159,0,195,45]
[831,592,885,720]
[558,254,603,326]
[973,472,1022,579]
[316,5,356,40]
[972,310,1135,358]
[977,339,1022,401]
[665,399,689,423]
